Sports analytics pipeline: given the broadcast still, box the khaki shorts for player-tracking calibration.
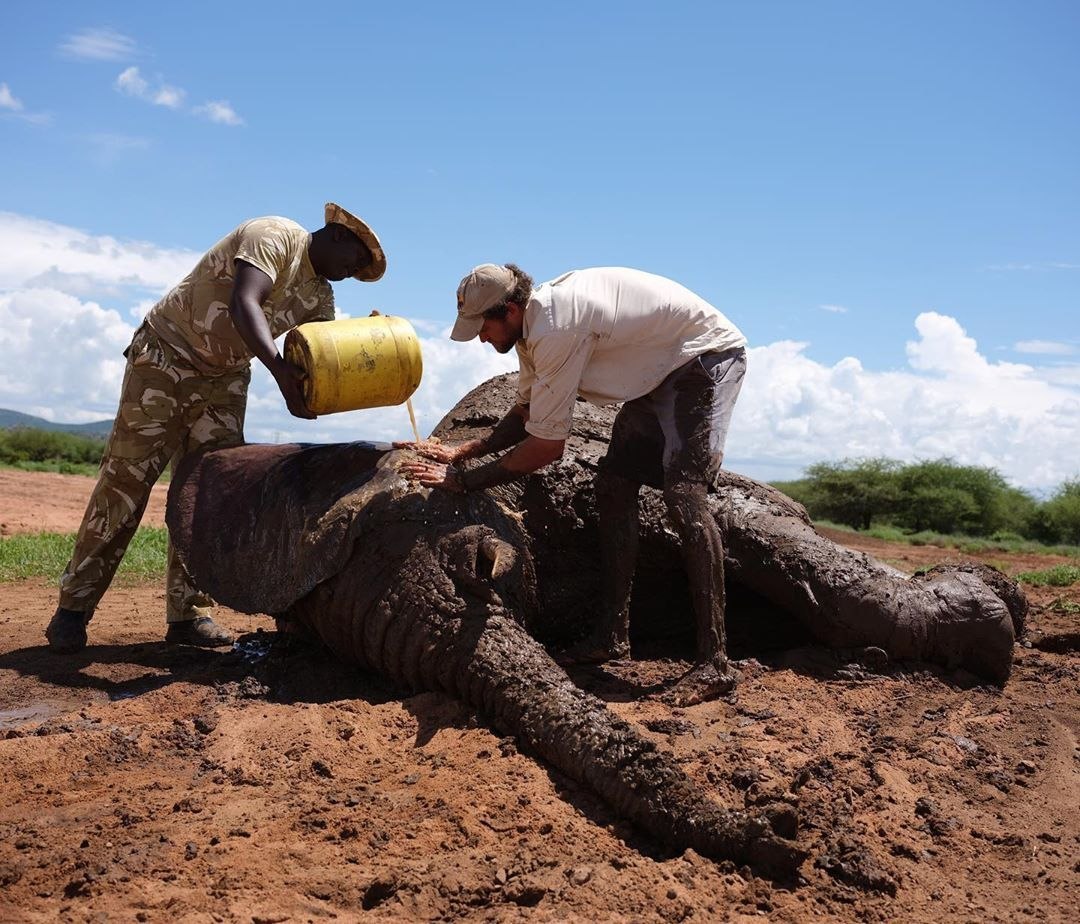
[598,347,746,489]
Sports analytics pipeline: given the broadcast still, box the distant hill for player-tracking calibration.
[0,408,112,439]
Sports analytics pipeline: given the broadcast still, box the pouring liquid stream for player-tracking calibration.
[406,396,422,443]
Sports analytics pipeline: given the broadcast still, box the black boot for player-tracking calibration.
[45,607,90,653]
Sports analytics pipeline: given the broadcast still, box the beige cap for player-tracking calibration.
[451,263,516,341]
[324,202,386,282]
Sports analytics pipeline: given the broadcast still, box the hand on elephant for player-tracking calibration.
[393,438,461,464]
[401,459,465,493]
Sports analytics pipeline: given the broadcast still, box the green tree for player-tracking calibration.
[893,459,1027,536]
[1036,479,1080,545]
[801,458,903,530]
[0,428,105,467]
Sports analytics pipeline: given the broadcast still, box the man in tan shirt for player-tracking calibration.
[46,203,385,653]
[402,264,747,705]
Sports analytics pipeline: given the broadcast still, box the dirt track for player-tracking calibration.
[0,469,1077,922]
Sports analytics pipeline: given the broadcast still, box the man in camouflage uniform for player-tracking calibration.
[46,203,386,653]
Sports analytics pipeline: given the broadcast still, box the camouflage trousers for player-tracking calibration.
[59,325,249,622]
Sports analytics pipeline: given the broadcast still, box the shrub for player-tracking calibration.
[1037,480,1080,545]
[0,427,105,468]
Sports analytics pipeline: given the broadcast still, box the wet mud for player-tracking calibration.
[0,379,1077,920]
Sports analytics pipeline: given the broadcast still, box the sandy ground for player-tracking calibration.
[0,469,1077,922]
[0,469,168,536]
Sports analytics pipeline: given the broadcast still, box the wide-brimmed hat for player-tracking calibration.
[324,202,386,282]
[451,263,516,341]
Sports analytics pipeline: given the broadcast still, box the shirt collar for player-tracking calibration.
[299,233,319,283]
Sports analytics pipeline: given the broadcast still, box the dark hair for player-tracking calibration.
[483,263,533,319]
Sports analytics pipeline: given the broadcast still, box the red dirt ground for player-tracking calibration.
[0,469,1077,922]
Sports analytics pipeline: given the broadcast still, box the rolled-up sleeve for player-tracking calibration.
[516,344,536,407]
[524,331,595,440]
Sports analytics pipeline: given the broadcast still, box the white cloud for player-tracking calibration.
[59,27,139,61]
[0,287,133,416]
[819,304,847,314]
[114,68,242,125]
[2,211,1078,492]
[193,100,243,126]
[0,83,22,111]
[114,66,148,96]
[0,82,51,125]
[985,262,1080,272]
[1015,339,1075,356]
[115,67,185,109]
[730,315,1080,490]
[153,85,186,109]
[0,212,196,295]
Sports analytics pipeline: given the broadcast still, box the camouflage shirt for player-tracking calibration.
[145,217,335,374]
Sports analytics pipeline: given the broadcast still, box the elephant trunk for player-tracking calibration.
[289,549,804,878]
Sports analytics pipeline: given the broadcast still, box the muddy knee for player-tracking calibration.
[661,481,713,535]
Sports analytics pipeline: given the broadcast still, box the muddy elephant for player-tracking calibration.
[168,373,1024,879]
[168,439,804,879]
[432,375,1025,686]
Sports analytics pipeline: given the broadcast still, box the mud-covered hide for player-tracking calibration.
[169,442,385,614]
[431,375,1026,685]
[167,441,533,618]
[165,439,805,877]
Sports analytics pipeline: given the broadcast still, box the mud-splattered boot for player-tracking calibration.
[45,606,91,653]
[165,615,234,647]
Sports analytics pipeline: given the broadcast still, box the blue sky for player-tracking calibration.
[1,2,1078,491]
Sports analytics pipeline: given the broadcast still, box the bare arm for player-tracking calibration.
[230,260,315,420]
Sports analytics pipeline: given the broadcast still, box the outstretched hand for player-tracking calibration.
[400,459,465,493]
[393,438,459,464]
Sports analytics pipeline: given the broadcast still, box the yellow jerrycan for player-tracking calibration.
[283,313,423,415]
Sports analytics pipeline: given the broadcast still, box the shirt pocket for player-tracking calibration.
[124,325,168,371]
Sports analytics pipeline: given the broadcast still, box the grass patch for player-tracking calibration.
[1016,565,1080,588]
[813,519,1080,559]
[1049,597,1080,615]
[864,524,908,542]
[0,527,168,583]
[1,459,102,477]
[0,460,172,481]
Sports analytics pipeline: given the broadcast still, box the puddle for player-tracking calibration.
[233,633,275,665]
[0,701,69,730]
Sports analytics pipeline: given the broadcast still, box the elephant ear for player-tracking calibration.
[167,441,390,614]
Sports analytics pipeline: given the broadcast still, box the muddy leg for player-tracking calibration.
[559,470,640,664]
[662,480,737,704]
